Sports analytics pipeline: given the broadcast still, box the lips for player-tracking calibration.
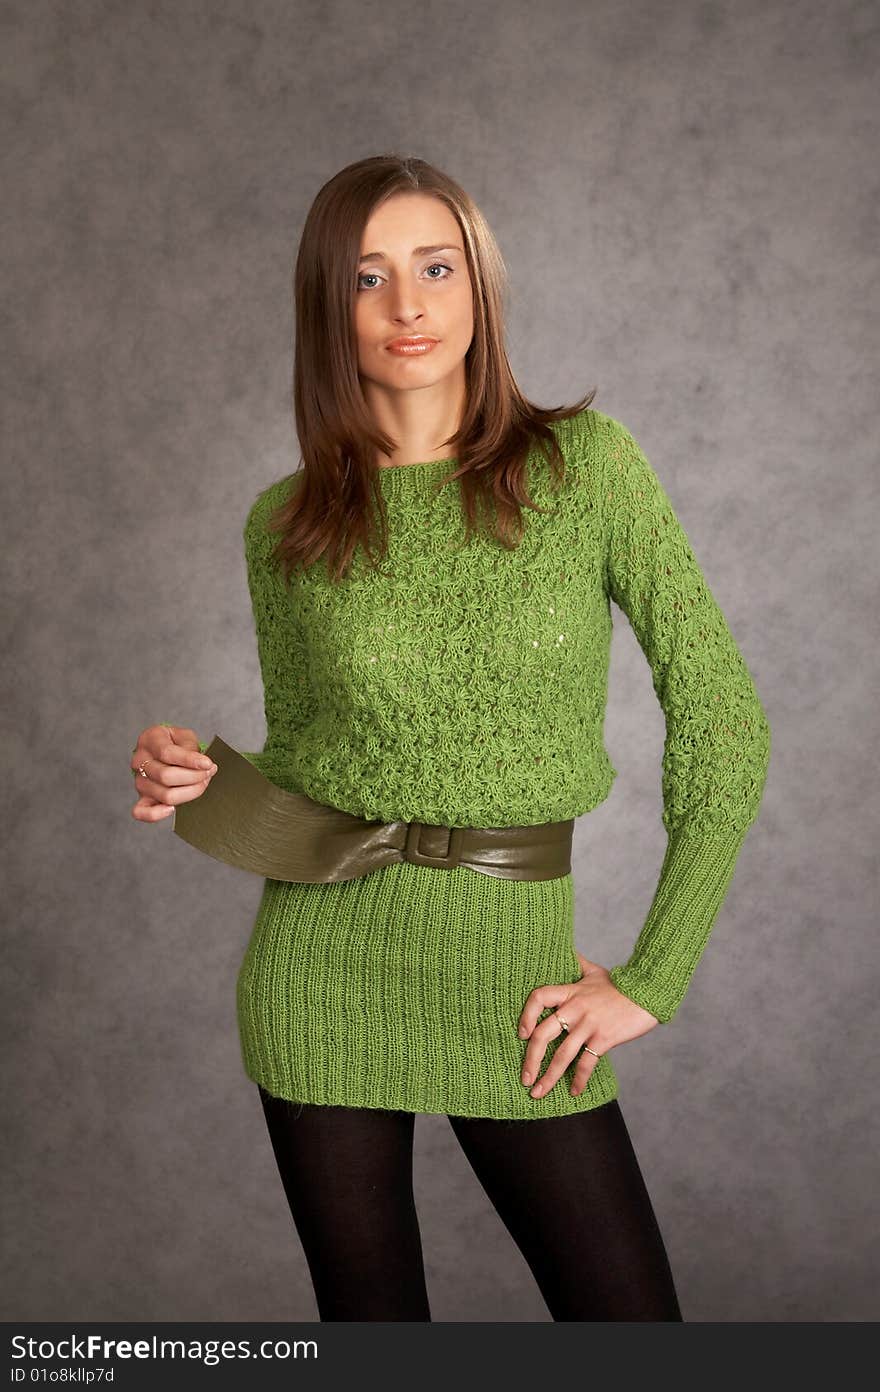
[386,336,438,348]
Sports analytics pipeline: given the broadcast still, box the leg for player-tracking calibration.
[257,1085,431,1320]
[447,1099,682,1321]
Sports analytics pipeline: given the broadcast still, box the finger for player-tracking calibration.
[151,724,202,754]
[167,776,216,804]
[131,795,176,822]
[131,782,210,820]
[152,731,215,770]
[130,730,211,774]
[133,759,216,790]
[520,1005,578,1084]
[517,983,570,1039]
[131,775,212,817]
[568,1041,604,1097]
[526,1031,590,1100]
[130,773,211,812]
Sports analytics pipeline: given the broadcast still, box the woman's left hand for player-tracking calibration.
[517,952,659,1099]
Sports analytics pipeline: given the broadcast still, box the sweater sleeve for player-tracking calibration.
[229,480,315,786]
[597,416,771,1023]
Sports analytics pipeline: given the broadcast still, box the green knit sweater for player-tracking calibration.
[189,406,770,1117]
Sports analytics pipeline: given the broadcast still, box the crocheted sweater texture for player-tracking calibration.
[192,407,770,1116]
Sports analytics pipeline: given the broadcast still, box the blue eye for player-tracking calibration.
[356,263,453,290]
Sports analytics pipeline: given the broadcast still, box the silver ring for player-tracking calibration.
[557,1014,570,1032]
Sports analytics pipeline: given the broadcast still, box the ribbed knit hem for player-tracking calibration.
[608,823,750,1023]
[235,861,620,1120]
[249,1059,620,1121]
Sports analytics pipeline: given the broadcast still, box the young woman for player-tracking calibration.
[130,154,771,1322]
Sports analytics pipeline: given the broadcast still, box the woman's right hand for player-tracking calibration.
[130,724,218,823]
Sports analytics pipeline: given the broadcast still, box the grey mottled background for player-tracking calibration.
[3,0,878,1322]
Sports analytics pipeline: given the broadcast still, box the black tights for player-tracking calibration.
[257,1086,683,1321]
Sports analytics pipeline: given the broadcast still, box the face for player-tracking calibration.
[354,191,474,395]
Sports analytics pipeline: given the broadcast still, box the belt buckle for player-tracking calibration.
[403,821,465,870]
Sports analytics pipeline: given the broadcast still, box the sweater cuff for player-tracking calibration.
[607,822,750,1024]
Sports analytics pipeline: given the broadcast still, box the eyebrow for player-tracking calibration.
[358,244,464,264]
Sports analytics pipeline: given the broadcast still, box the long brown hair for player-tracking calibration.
[267,153,598,584]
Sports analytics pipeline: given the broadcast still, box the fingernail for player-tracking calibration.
[530,1085,543,1098]
[517,1026,527,1037]
[521,1071,532,1085]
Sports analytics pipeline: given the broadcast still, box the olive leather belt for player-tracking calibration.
[171,735,574,883]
